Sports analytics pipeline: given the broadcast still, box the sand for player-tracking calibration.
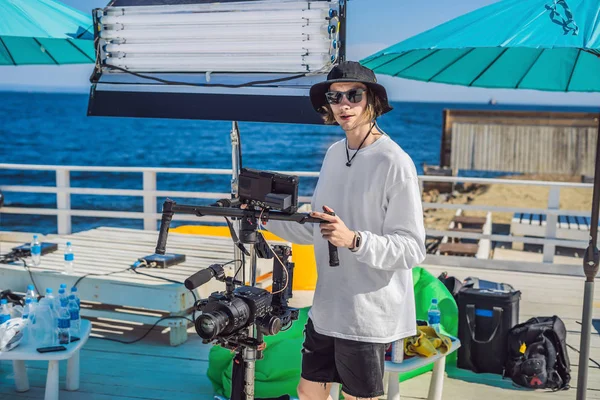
[422,174,594,231]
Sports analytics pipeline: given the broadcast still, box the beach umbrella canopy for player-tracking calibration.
[361,0,600,92]
[361,0,600,398]
[0,0,94,65]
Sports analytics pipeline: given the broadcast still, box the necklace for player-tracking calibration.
[345,123,375,167]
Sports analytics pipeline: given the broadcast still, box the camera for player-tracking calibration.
[196,285,277,341]
[185,245,298,349]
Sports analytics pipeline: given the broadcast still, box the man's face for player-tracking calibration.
[327,82,368,130]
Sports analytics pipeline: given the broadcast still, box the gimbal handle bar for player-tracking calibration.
[155,199,333,260]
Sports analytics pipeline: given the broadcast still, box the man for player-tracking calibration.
[265,61,426,400]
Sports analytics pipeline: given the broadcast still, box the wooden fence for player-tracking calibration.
[441,109,599,176]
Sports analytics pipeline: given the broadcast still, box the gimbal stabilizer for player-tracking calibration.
[154,198,329,400]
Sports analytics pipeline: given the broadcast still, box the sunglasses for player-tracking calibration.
[325,88,366,104]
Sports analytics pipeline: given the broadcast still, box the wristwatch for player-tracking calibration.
[350,231,362,252]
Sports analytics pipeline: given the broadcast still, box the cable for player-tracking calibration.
[22,259,41,298]
[91,258,242,345]
[257,218,289,295]
[131,259,241,321]
[21,259,41,298]
[571,322,600,368]
[104,64,310,89]
[0,251,42,297]
[73,267,134,289]
[566,342,600,368]
[92,315,194,345]
[131,267,198,318]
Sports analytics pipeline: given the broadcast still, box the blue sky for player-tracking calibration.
[2,0,600,106]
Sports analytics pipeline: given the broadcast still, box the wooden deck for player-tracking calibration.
[1,228,600,399]
[0,227,282,345]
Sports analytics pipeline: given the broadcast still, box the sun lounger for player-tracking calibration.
[511,212,593,242]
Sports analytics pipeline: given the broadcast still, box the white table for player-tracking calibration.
[0,319,92,400]
[330,336,460,400]
[0,228,283,346]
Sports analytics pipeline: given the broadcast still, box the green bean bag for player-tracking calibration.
[206,267,458,397]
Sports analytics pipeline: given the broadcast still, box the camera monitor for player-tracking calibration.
[238,168,299,213]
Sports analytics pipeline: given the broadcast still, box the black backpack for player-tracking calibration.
[505,316,570,391]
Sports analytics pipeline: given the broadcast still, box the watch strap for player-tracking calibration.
[350,231,361,252]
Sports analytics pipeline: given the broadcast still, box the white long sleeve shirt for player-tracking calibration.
[265,135,426,343]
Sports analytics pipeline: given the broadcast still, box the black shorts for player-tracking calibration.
[301,318,387,398]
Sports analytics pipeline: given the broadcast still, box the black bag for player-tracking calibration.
[505,316,571,390]
[437,271,463,298]
[0,290,24,307]
[457,282,521,374]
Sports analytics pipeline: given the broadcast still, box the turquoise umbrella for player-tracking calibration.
[361,1,599,398]
[361,0,600,92]
[0,0,94,65]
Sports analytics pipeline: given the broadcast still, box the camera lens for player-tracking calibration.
[195,311,229,340]
[256,314,282,336]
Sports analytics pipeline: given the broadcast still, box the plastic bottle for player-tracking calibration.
[58,288,69,308]
[22,298,33,345]
[68,294,80,338]
[64,242,74,274]
[25,284,38,304]
[0,299,10,324]
[70,287,80,308]
[31,234,41,266]
[57,305,71,345]
[34,294,58,347]
[428,298,441,332]
[45,288,56,313]
[22,298,33,321]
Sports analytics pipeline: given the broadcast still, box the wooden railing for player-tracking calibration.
[0,163,593,276]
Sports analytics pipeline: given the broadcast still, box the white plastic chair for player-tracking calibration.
[329,337,460,400]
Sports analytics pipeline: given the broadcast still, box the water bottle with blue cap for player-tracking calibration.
[25,284,38,304]
[68,294,80,338]
[57,305,71,345]
[58,288,69,308]
[0,299,10,324]
[428,298,441,332]
[31,234,41,266]
[22,298,34,345]
[70,286,80,308]
[64,242,74,274]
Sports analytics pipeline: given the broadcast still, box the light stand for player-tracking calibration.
[230,121,259,399]
[576,115,600,400]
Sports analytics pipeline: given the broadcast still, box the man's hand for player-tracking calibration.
[310,205,355,248]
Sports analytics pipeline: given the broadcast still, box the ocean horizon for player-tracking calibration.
[1,91,599,234]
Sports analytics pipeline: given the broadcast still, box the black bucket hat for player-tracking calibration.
[309,61,393,117]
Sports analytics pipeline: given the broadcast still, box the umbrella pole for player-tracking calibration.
[576,115,600,400]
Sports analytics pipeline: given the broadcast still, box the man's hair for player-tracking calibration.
[319,89,387,125]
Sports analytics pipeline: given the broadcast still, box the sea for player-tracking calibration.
[0,90,598,234]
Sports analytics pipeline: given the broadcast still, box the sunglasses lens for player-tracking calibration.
[326,91,342,104]
[325,89,364,104]
[347,89,363,103]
